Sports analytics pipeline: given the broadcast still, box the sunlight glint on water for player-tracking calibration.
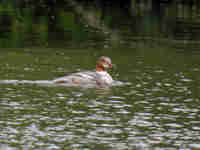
[0,47,200,150]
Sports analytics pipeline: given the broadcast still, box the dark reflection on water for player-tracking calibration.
[0,47,200,150]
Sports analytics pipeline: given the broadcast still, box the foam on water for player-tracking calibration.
[0,79,130,88]
[0,80,54,85]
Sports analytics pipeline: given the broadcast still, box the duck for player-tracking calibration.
[53,56,113,87]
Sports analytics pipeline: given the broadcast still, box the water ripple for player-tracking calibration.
[1,48,200,150]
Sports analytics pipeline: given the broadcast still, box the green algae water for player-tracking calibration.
[0,47,200,150]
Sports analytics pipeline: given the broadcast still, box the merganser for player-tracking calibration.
[53,56,113,87]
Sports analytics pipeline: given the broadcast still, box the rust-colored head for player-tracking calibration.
[96,56,112,72]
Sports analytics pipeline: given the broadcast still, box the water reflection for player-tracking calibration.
[0,47,200,150]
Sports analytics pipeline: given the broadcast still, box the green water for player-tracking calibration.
[0,47,200,150]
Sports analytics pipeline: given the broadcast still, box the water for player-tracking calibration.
[0,47,200,150]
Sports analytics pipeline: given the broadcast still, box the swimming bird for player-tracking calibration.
[53,56,113,87]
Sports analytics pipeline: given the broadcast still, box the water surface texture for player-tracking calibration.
[0,47,200,150]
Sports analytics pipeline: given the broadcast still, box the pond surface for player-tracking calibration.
[0,46,200,150]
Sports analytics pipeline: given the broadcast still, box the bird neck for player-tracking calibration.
[96,64,105,72]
